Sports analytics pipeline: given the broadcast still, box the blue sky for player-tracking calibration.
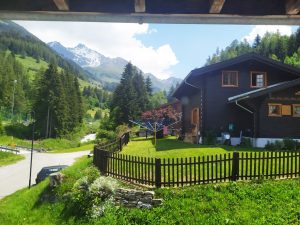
[16,21,297,79]
[137,24,256,77]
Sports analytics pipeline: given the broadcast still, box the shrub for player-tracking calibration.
[94,110,102,120]
[240,137,252,147]
[65,175,118,219]
[264,139,299,151]
[4,123,31,139]
[282,139,298,151]
[96,130,116,141]
[115,124,129,137]
[203,130,217,145]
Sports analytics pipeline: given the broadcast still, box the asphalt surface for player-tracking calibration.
[0,150,90,199]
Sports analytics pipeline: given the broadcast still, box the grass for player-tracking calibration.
[0,135,93,153]
[0,151,24,166]
[121,136,261,158]
[0,155,300,224]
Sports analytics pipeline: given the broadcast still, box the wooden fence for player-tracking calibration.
[93,149,300,188]
[95,132,130,153]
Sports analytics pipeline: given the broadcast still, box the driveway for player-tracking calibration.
[0,150,90,199]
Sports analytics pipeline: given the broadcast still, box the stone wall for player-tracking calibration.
[115,188,163,209]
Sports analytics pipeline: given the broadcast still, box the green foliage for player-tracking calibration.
[239,137,252,147]
[94,110,102,120]
[96,130,116,142]
[206,29,300,66]
[203,130,217,145]
[115,124,129,137]
[0,151,24,166]
[149,91,168,108]
[34,64,84,138]
[0,117,4,135]
[265,139,300,151]
[110,63,150,127]
[4,122,32,139]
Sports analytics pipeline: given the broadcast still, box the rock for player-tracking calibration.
[49,172,64,188]
[142,197,152,204]
[152,199,163,206]
[144,191,155,196]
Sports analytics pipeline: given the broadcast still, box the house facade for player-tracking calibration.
[173,53,300,147]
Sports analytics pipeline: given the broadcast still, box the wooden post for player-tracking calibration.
[119,137,122,151]
[155,158,161,188]
[231,151,239,181]
[154,123,157,147]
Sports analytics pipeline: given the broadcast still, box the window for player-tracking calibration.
[268,104,281,117]
[191,108,199,124]
[251,71,266,88]
[282,105,291,116]
[293,104,300,117]
[222,71,238,87]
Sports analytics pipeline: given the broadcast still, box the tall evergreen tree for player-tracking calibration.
[145,76,153,96]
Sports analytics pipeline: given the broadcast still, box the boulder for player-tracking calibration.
[49,172,64,187]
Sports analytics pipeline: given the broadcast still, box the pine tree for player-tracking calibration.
[145,76,153,96]
[253,34,261,49]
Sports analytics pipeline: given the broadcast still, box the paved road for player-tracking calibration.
[0,150,90,199]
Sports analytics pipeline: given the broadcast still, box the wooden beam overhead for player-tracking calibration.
[53,0,69,11]
[286,0,300,14]
[209,0,225,14]
[135,0,146,13]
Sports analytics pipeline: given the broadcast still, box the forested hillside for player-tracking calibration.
[0,20,112,138]
[206,28,300,67]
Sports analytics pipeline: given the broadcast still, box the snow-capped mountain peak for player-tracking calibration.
[69,43,103,67]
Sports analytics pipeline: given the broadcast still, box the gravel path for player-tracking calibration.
[0,150,90,199]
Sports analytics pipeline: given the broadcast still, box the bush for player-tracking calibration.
[94,110,102,120]
[115,124,129,137]
[96,130,116,141]
[239,137,252,147]
[4,123,31,139]
[203,130,217,145]
[264,139,299,151]
[65,175,118,219]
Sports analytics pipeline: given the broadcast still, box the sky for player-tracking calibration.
[15,21,298,79]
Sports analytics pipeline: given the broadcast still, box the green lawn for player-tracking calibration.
[1,155,300,225]
[0,135,93,153]
[121,136,261,158]
[0,151,24,166]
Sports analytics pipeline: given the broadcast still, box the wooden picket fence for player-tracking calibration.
[95,132,130,153]
[93,149,300,188]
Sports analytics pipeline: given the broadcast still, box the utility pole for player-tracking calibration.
[29,110,35,189]
[11,80,17,119]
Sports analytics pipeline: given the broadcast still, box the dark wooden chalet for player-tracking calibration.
[173,53,300,147]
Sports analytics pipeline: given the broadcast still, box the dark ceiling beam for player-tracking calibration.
[135,0,146,13]
[209,0,225,14]
[286,0,300,14]
[3,11,300,25]
[53,0,69,11]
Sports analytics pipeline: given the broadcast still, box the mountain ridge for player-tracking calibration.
[48,41,182,92]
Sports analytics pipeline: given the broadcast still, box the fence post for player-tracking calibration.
[119,138,122,151]
[155,158,161,188]
[231,151,239,181]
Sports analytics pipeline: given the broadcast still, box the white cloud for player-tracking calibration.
[243,25,293,42]
[15,21,178,79]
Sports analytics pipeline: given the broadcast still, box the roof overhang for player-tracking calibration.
[1,0,300,24]
[228,78,300,103]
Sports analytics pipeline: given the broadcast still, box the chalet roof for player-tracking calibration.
[228,78,300,103]
[173,53,300,98]
[1,0,300,24]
